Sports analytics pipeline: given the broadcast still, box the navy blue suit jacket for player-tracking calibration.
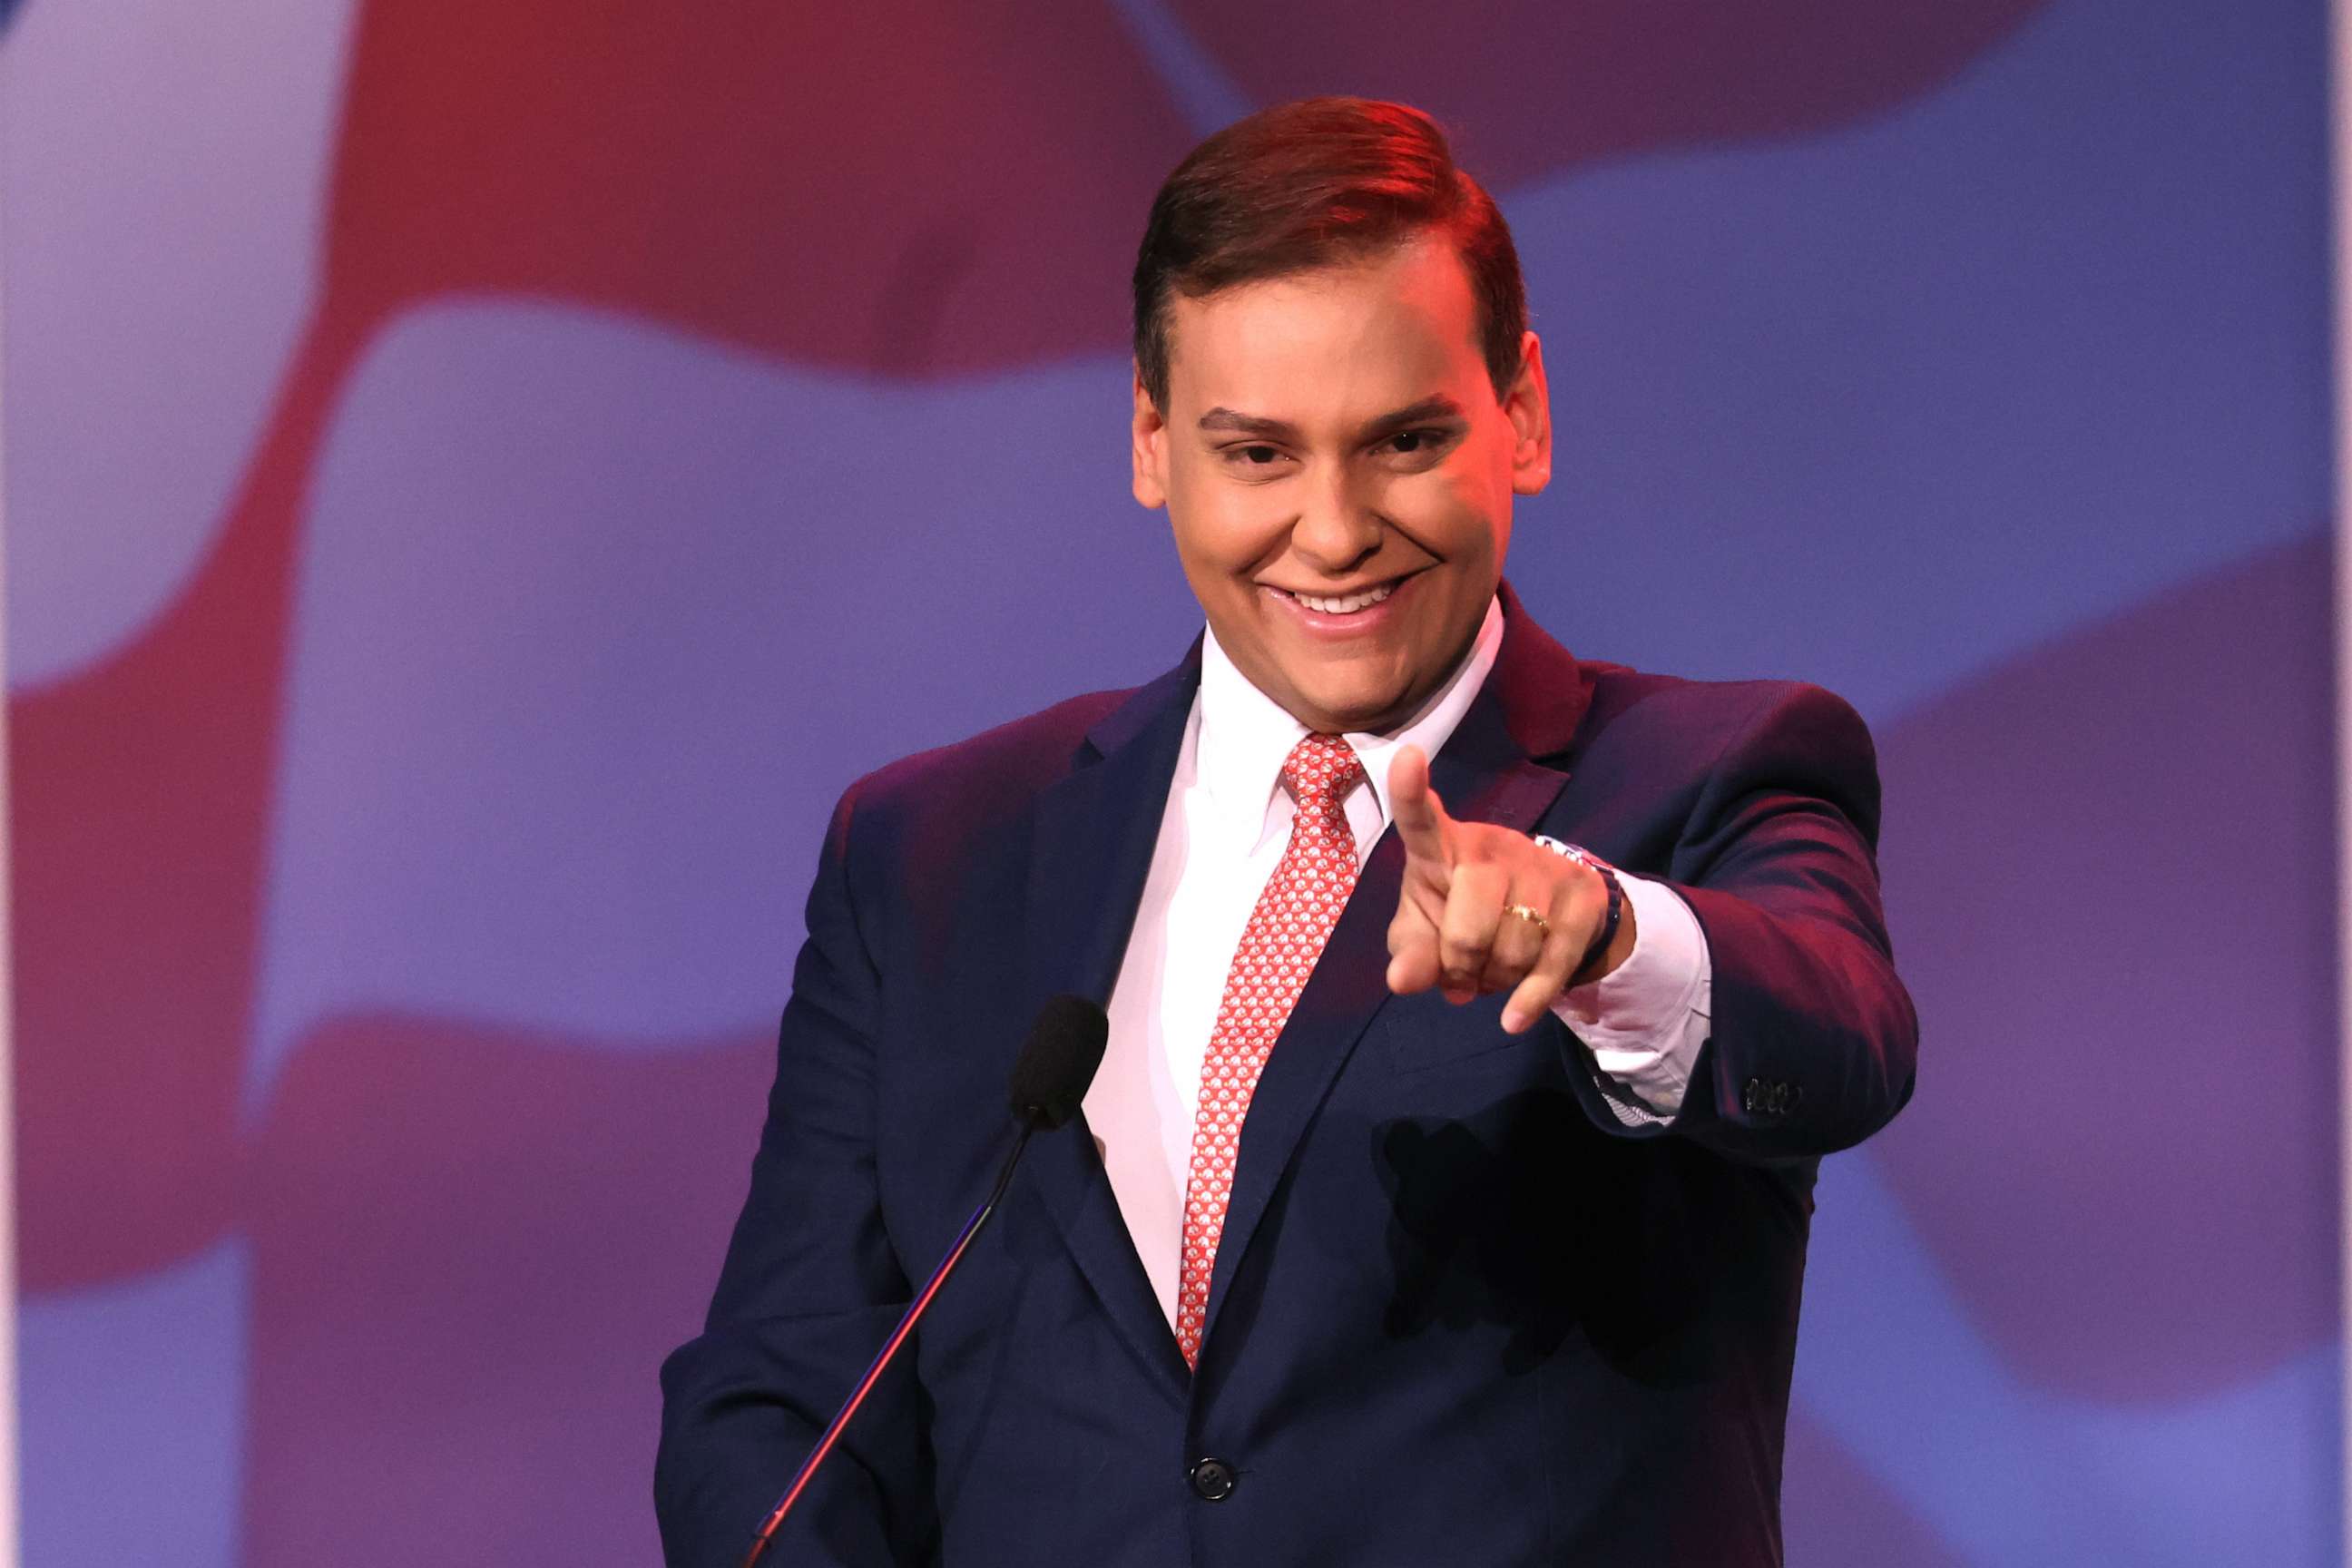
[656,585,1917,1566]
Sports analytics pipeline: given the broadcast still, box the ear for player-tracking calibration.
[1504,329,1552,497]
[1131,365,1170,509]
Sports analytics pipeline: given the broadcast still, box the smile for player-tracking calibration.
[1272,579,1400,616]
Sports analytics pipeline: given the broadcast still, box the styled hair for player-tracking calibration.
[1131,96,1526,412]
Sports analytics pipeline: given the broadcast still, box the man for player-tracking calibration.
[657,97,1916,1566]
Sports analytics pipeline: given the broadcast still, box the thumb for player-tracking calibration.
[1387,744,1453,866]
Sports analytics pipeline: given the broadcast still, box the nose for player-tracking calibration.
[1288,460,1382,577]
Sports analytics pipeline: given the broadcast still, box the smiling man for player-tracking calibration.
[658,98,1917,1568]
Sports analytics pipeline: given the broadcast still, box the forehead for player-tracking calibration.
[1161,234,1486,416]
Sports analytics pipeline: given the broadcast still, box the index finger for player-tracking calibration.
[1387,743,1454,866]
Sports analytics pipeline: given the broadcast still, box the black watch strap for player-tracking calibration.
[1534,837,1624,985]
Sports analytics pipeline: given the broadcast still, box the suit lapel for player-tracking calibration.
[1017,648,1200,1402]
[1199,585,1594,1353]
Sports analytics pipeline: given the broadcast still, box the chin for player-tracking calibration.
[1298,683,1413,735]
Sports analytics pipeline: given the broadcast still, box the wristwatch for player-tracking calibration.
[1534,836,1623,985]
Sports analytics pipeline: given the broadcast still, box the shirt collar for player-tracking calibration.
[1195,595,1506,842]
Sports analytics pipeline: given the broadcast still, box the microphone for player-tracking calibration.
[740,995,1109,1567]
[1007,992,1111,1130]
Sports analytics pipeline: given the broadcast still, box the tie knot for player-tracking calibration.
[1280,732,1364,812]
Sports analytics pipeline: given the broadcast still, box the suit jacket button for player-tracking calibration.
[1190,1457,1238,1501]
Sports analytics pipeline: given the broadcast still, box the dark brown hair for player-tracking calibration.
[1131,96,1526,412]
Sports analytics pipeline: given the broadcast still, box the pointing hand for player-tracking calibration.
[1383,744,1632,1033]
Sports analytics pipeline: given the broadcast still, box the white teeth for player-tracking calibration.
[1290,582,1396,615]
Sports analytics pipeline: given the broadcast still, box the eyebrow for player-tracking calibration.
[1196,394,1467,442]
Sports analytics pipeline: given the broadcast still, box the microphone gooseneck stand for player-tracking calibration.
[737,1118,1042,1568]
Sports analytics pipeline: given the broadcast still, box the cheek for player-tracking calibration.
[1169,472,1287,575]
[1385,466,1506,562]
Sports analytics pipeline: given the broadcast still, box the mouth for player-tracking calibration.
[1263,573,1416,618]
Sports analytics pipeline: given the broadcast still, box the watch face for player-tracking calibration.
[1534,834,1596,868]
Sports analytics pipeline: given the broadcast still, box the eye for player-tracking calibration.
[1220,443,1289,468]
[1381,427,1453,459]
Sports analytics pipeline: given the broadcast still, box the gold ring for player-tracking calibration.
[1504,903,1549,931]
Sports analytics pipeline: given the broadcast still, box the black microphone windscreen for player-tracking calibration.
[1007,995,1109,1130]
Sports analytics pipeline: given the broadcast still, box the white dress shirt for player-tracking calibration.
[1083,597,1712,1328]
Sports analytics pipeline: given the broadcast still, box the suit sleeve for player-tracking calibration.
[1560,682,1917,1161]
[655,782,934,1566]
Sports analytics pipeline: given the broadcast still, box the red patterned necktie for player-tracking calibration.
[1173,731,1367,1368]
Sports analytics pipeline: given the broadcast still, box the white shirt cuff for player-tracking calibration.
[1549,872,1712,1127]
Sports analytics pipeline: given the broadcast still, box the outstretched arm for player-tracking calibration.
[1383,681,1916,1161]
[1628,682,1916,1161]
